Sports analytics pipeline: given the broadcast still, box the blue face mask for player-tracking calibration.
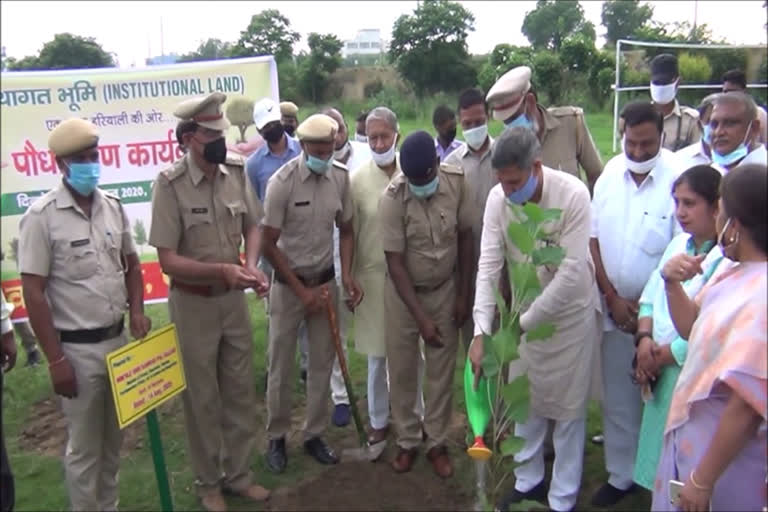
[504,110,534,130]
[306,154,332,174]
[65,162,101,196]
[711,122,751,167]
[702,124,712,145]
[408,176,439,199]
[507,172,538,205]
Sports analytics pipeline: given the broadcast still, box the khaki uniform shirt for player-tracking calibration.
[149,152,262,285]
[660,100,701,152]
[538,105,604,185]
[444,137,495,260]
[19,182,136,330]
[262,154,352,277]
[378,163,473,289]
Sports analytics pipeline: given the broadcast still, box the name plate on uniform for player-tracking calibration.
[106,324,186,429]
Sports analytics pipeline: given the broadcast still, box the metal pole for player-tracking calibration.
[612,40,621,153]
[146,410,174,512]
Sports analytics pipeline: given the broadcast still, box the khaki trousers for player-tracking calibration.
[266,280,338,441]
[385,278,459,451]
[60,334,126,512]
[169,288,257,496]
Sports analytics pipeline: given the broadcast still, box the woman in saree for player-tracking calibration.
[651,163,767,511]
[632,165,725,491]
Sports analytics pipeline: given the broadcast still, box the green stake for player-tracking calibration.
[145,410,173,512]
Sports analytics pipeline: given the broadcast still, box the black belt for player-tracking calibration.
[171,280,230,297]
[60,320,124,344]
[274,266,335,288]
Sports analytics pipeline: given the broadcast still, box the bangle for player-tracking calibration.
[48,355,66,368]
[634,330,653,347]
[690,470,712,491]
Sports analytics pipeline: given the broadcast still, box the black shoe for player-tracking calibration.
[590,482,637,508]
[300,369,307,386]
[25,348,41,367]
[266,438,287,474]
[303,437,339,465]
[496,480,548,511]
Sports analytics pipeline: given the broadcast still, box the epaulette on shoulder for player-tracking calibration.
[439,162,464,175]
[332,159,348,172]
[28,190,57,214]
[102,189,121,202]
[549,105,584,117]
[161,158,188,182]
[225,152,245,168]
[385,172,406,196]
[681,106,700,119]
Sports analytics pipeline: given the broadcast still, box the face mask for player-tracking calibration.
[262,123,285,144]
[717,217,739,254]
[506,172,538,205]
[306,154,332,175]
[439,128,457,143]
[283,124,296,137]
[650,81,677,104]
[702,124,712,146]
[355,133,368,143]
[504,110,534,130]
[199,137,227,165]
[372,139,397,167]
[711,122,752,167]
[334,141,351,161]
[463,124,488,150]
[408,175,439,199]
[623,135,663,175]
[65,161,101,196]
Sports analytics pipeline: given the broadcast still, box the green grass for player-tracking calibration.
[2,113,649,511]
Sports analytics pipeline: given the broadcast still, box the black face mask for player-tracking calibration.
[283,124,296,137]
[263,123,285,144]
[202,137,227,164]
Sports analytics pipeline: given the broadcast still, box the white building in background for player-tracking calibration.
[342,29,388,58]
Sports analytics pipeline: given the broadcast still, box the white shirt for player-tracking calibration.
[676,140,711,169]
[347,141,372,177]
[591,149,683,331]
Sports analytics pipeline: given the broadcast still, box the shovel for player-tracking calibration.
[325,295,387,462]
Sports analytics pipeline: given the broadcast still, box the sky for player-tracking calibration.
[1,1,766,68]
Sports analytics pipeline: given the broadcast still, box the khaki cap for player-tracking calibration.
[486,66,532,121]
[48,118,99,157]
[173,92,230,131]
[280,101,299,117]
[296,114,338,142]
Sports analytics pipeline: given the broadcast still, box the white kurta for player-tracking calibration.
[350,157,399,357]
[473,167,600,420]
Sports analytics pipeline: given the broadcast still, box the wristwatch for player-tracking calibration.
[634,330,653,347]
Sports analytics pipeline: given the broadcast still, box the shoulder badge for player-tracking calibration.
[225,152,245,168]
[28,190,57,214]
[161,156,188,182]
[439,162,464,175]
[549,105,583,117]
[332,159,349,172]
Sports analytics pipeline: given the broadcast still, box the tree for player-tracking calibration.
[532,51,564,104]
[521,0,591,52]
[231,9,300,62]
[561,35,596,72]
[6,33,115,71]
[178,38,233,63]
[601,0,654,47]
[226,97,255,142]
[389,0,477,96]
[133,220,147,255]
[298,33,343,103]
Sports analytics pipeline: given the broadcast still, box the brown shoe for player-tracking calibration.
[391,447,418,473]
[368,425,390,444]
[200,492,227,512]
[236,483,271,502]
[427,445,453,478]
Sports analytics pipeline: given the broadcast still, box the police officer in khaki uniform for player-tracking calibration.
[18,118,151,511]
[261,114,363,473]
[486,66,604,195]
[648,53,701,151]
[280,101,299,137]
[379,130,473,478]
[149,92,270,512]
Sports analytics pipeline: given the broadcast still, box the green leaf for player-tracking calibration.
[507,222,535,255]
[526,323,556,342]
[521,202,545,223]
[501,375,530,423]
[491,321,520,364]
[510,262,540,295]
[500,435,526,457]
[480,334,499,378]
[539,207,563,222]
[492,285,508,328]
[532,246,566,267]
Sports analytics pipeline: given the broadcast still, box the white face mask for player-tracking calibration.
[372,139,397,167]
[650,80,677,104]
[355,133,368,143]
[334,141,351,161]
[623,135,663,175]
[463,124,488,150]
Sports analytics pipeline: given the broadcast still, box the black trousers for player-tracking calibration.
[0,369,14,512]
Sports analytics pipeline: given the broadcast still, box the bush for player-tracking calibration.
[363,79,384,98]
[678,52,712,84]
[364,85,421,120]
[532,52,563,105]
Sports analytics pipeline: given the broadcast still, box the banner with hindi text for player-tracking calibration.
[0,56,279,320]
